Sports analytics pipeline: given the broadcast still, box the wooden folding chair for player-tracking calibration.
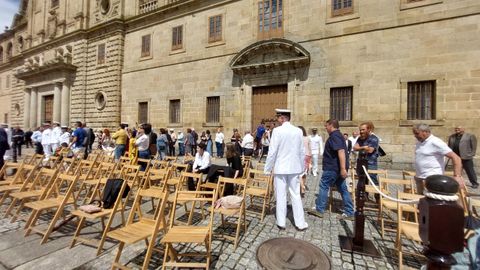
[169,172,204,225]
[76,162,117,204]
[151,159,169,170]
[0,161,24,185]
[24,173,81,244]
[245,169,272,221]
[4,168,59,222]
[58,156,78,175]
[396,192,425,268]
[107,184,169,270]
[70,177,131,256]
[166,163,189,187]
[164,156,178,163]
[378,177,418,238]
[161,190,216,269]
[0,163,38,205]
[213,177,247,249]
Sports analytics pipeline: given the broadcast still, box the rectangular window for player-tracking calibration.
[3,113,7,124]
[6,75,9,89]
[138,102,149,124]
[206,96,220,123]
[258,0,283,39]
[51,0,59,8]
[97,43,106,65]
[169,99,181,123]
[332,0,353,17]
[407,81,436,120]
[172,26,183,50]
[330,86,353,121]
[208,15,223,43]
[141,34,151,57]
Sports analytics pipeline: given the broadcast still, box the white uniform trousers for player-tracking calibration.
[274,174,307,229]
[50,143,59,155]
[42,144,52,159]
[311,154,319,174]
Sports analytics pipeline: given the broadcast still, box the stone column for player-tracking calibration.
[29,87,38,128]
[61,81,70,126]
[53,82,62,123]
[23,88,31,128]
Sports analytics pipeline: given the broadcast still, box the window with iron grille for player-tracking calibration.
[332,0,353,17]
[208,15,223,43]
[6,43,12,59]
[51,0,59,8]
[172,26,183,50]
[330,87,353,121]
[138,102,149,124]
[407,81,436,120]
[258,0,283,39]
[206,96,220,123]
[6,75,10,89]
[141,34,151,57]
[97,43,106,65]
[169,99,181,123]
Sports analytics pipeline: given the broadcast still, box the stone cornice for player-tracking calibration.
[15,62,77,81]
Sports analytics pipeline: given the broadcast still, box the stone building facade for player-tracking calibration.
[0,0,479,169]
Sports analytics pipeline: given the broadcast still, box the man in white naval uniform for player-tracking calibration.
[41,123,52,160]
[59,126,71,145]
[264,109,308,231]
[309,128,324,176]
[50,122,62,154]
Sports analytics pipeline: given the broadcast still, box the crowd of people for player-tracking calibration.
[0,114,478,232]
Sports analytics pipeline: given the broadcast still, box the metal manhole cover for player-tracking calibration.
[256,237,331,270]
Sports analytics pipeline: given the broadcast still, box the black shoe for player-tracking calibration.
[277,225,286,231]
[295,223,308,232]
[472,184,479,189]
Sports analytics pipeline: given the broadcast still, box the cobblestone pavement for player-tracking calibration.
[0,150,477,269]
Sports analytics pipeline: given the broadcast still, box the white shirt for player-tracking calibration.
[265,122,305,175]
[135,134,149,151]
[310,134,324,155]
[59,132,71,145]
[32,130,42,143]
[50,126,62,144]
[415,134,452,178]
[348,135,359,148]
[193,151,211,170]
[241,133,254,149]
[215,132,224,143]
[41,128,52,145]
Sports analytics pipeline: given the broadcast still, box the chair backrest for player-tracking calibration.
[379,177,414,195]
[59,157,78,174]
[368,169,388,179]
[115,164,141,191]
[180,171,202,190]
[151,160,169,170]
[127,184,169,224]
[29,154,45,166]
[168,190,216,230]
[74,160,96,180]
[10,163,37,186]
[118,156,132,167]
[217,176,247,199]
[246,169,272,190]
[143,168,171,189]
[28,168,59,199]
[93,162,117,181]
[165,156,178,163]
[45,173,80,201]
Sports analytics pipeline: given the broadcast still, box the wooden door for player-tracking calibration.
[43,95,54,124]
[252,85,287,130]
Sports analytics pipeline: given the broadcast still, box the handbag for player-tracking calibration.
[79,200,102,214]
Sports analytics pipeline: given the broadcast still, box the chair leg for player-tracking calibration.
[12,200,26,223]
[111,242,125,270]
[261,196,268,222]
[4,197,18,218]
[41,206,65,244]
[24,209,40,236]
[70,216,86,248]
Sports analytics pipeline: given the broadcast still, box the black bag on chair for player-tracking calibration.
[102,179,130,209]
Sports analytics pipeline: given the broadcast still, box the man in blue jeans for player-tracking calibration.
[311,119,354,219]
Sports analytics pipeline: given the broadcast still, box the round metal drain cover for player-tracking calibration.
[256,237,331,270]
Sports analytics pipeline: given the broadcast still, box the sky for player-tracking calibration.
[0,0,21,34]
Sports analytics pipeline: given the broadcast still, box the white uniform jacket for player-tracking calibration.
[50,127,62,144]
[41,129,51,145]
[264,122,305,175]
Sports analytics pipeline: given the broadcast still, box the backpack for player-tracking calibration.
[157,136,167,151]
[102,179,130,209]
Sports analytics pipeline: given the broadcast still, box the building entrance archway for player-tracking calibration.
[252,85,287,130]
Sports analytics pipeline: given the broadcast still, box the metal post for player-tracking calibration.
[339,151,380,257]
